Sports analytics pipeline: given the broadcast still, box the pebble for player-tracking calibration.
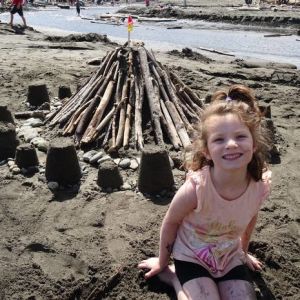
[119,158,131,169]
[97,155,112,165]
[48,181,59,191]
[90,151,103,164]
[0,160,6,166]
[129,159,139,170]
[83,150,98,163]
[120,182,132,191]
[11,167,21,175]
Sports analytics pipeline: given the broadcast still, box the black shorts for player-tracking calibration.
[174,259,253,286]
[11,5,23,16]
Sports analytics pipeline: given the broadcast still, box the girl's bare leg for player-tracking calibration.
[159,265,221,300]
[158,265,188,300]
[218,280,256,300]
[183,277,221,300]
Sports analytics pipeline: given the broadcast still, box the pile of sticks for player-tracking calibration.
[46,45,204,151]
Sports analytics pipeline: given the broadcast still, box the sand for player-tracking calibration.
[0,1,299,299]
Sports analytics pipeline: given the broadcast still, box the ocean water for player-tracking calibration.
[1,5,299,67]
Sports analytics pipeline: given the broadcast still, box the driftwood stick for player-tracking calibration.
[161,69,193,132]
[115,78,130,148]
[103,48,119,77]
[169,71,204,108]
[160,99,182,149]
[14,110,49,119]
[123,77,135,148]
[63,99,92,135]
[138,47,164,145]
[134,78,144,150]
[92,98,125,141]
[75,61,118,141]
[150,63,170,102]
[123,102,132,149]
[81,80,116,144]
[102,118,113,147]
[153,80,181,150]
[175,84,203,116]
[165,100,191,148]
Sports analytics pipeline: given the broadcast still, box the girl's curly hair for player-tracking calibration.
[185,85,271,181]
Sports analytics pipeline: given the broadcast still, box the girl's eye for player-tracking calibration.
[213,138,224,143]
[237,135,247,139]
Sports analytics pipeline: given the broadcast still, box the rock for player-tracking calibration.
[83,150,98,163]
[120,182,132,191]
[129,159,139,170]
[90,151,103,164]
[48,181,59,190]
[97,155,112,165]
[23,118,44,128]
[119,158,131,169]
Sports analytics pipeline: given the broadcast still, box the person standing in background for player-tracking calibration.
[9,0,27,27]
[76,0,80,17]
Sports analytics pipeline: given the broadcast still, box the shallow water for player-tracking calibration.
[1,5,299,67]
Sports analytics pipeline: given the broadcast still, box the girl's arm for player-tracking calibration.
[139,181,197,278]
[241,214,263,271]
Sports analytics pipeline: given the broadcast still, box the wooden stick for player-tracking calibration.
[169,70,204,108]
[165,100,191,148]
[123,77,135,148]
[81,80,116,144]
[138,47,164,146]
[134,77,144,150]
[115,78,130,148]
[75,61,118,141]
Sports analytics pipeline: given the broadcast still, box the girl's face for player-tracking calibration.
[204,113,255,173]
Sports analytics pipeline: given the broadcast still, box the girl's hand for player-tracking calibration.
[245,253,263,271]
[138,257,166,279]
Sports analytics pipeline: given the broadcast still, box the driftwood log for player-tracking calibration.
[46,45,204,151]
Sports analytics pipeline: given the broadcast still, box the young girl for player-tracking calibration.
[138,85,271,300]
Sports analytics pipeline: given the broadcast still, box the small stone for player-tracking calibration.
[97,155,112,165]
[7,160,15,168]
[83,150,98,163]
[48,181,59,191]
[11,167,21,175]
[129,159,139,170]
[90,151,103,164]
[113,158,121,165]
[119,158,131,169]
[121,182,132,191]
[0,160,6,166]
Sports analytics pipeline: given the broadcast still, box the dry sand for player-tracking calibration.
[0,2,300,299]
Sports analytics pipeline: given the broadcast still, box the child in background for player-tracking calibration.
[9,0,27,27]
[76,0,80,17]
[138,85,271,300]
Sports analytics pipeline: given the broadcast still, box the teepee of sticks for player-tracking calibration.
[46,45,204,152]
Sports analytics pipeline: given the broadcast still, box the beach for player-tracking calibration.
[0,1,300,299]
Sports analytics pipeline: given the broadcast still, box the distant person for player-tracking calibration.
[9,0,27,28]
[76,0,80,16]
[138,85,272,300]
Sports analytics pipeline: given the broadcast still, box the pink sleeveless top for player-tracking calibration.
[172,166,271,277]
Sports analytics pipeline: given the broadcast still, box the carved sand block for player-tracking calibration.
[15,143,39,168]
[97,160,123,189]
[0,122,18,160]
[27,83,50,107]
[58,85,72,100]
[0,104,15,124]
[45,138,81,185]
[138,146,174,194]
